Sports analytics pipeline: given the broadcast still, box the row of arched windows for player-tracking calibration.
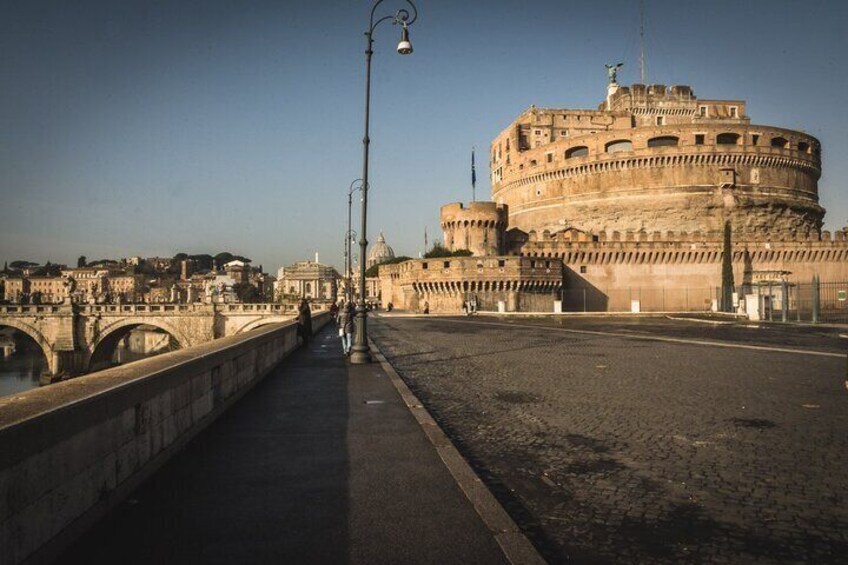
[553,134,816,161]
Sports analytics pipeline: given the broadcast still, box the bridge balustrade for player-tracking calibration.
[0,305,63,315]
[80,303,204,314]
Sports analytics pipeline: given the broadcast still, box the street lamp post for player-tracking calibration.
[350,0,417,364]
[346,179,364,304]
[344,228,357,302]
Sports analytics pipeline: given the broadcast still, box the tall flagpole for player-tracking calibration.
[639,0,646,83]
[471,147,477,202]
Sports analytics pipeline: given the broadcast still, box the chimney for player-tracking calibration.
[314,252,319,263]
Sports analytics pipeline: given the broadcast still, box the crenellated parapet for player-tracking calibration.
[385,255,560,284]
[509,228,848,273]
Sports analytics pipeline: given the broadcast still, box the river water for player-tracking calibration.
[0,327,175,399]
[0,347,45,398]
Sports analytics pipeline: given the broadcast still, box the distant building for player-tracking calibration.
[276,259,340,302]
[224,260,250,284]
[106,275,144,301]
[3,278,29,303]
[366,232,395,268]
[27,277,68,303]
[144,257,174,272]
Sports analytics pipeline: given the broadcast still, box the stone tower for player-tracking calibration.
[440,202,507,256]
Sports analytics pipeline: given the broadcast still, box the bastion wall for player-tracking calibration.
[380,256,562,313]
[518,230,848,311]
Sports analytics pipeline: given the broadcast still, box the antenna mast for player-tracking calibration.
[639,0,646,83]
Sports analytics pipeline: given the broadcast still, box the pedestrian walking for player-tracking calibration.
[338,301,355,355]
[297,298,312,344]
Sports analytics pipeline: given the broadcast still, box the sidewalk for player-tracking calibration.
[57,325,533,565]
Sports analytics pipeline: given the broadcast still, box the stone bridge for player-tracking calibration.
[0,303,310,377]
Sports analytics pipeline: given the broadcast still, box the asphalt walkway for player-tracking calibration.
[57,325,518,565]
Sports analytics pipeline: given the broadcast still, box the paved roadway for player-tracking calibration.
[58,327,511,565]
[369,315,848,564]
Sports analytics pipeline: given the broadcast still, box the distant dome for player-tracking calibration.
[367,232,395,268]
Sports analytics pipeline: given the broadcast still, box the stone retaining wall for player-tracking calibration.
[0,312,329,565]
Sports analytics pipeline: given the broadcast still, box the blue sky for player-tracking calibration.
[1,0,846,272]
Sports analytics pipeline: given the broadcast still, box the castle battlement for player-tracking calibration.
[513,233,848,273]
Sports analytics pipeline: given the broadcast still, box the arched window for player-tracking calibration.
[605,140,633,153]
[565,146,588,158]
[716,133,740,145]
[647,136,679,148]
[771,136,789,149]
[797,141,810,153]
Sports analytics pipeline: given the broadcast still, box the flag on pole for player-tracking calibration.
[471,148,477,202]
[424,226,428,251]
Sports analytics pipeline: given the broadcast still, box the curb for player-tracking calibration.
[368,339,547,565]
[664,315,738,325]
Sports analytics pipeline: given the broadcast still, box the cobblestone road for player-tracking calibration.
[370,316,848,564]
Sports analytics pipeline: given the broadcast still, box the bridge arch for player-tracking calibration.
[234,317,295,335]
[88,318,188,373]
[0,319,55,375]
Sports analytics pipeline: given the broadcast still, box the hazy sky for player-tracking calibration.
[2,0,846,272]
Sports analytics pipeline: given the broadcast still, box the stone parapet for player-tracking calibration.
[0,313,329,565]
[0,303,309,377]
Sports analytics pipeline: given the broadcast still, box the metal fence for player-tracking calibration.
[726,280,848,325]
[561,280,848,324]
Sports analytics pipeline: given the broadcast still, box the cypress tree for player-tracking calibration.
[721,220,735,312]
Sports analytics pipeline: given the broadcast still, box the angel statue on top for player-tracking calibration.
[605,62,623,85]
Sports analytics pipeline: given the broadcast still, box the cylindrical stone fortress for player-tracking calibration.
[490,84,823,239]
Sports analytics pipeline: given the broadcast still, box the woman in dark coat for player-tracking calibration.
[297,298,312,344]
